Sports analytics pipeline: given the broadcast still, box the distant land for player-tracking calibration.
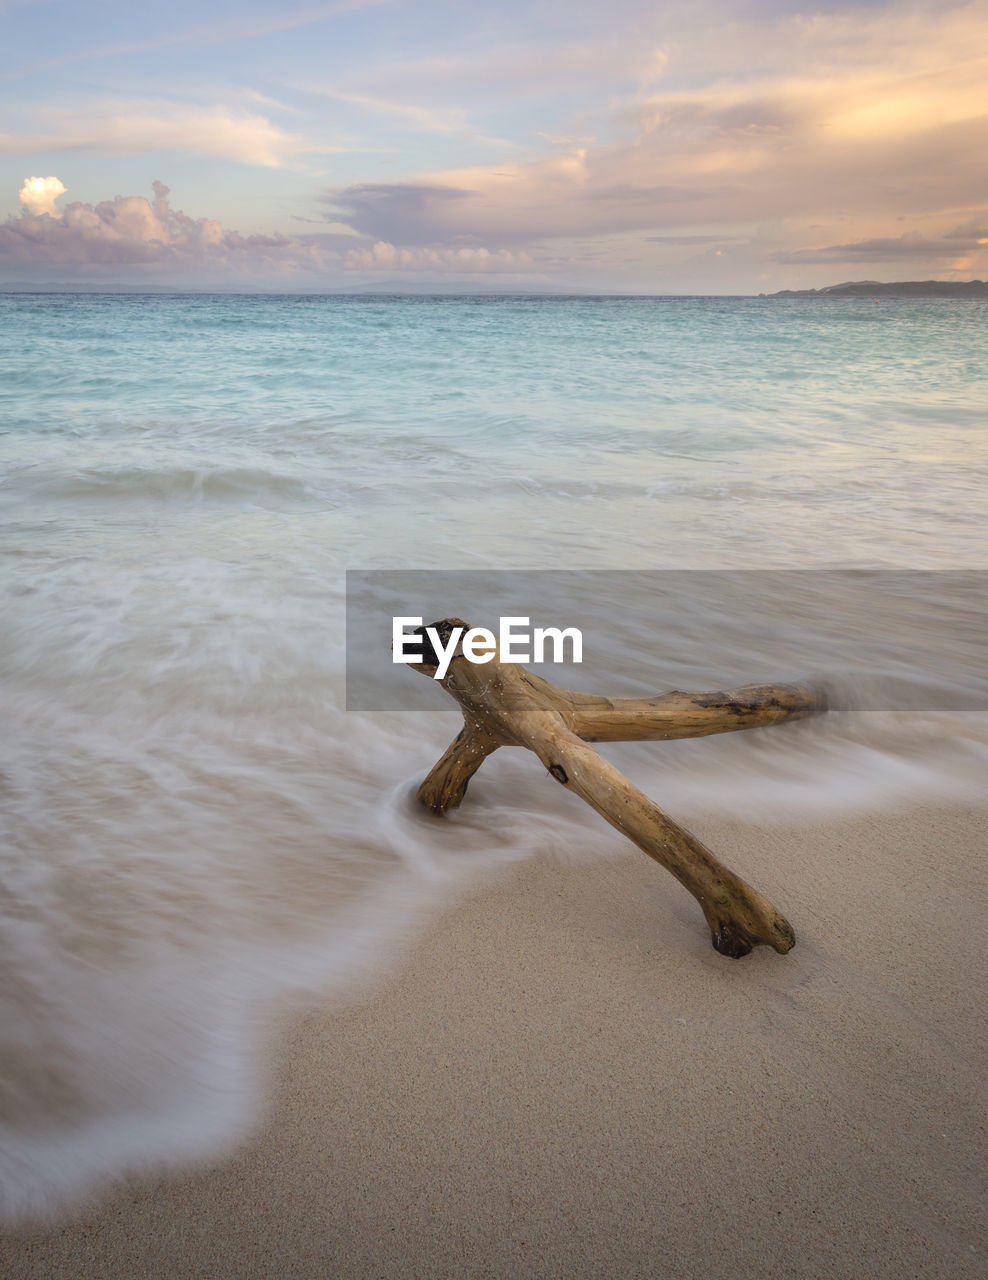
[763,279,988,298]
[3,278,987,298]
[0,280,615,296]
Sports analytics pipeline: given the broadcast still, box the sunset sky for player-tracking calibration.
[1,0,986,292]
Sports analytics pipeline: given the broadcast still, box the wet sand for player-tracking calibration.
[2,803,985,1279]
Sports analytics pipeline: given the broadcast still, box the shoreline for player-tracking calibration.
[3,802,985,1278]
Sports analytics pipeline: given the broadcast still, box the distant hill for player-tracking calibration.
[764,279,988,298]
[0,280,614,297]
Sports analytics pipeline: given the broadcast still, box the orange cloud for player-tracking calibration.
[325,1,988,267]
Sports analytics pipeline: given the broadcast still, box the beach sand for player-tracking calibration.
[2,803,985,1279]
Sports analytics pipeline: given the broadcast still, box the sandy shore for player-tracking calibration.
[2,803,985,1279]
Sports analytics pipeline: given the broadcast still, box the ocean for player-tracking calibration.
[1,292,985,1221]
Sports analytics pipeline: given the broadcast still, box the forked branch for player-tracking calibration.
[406,619,827,958]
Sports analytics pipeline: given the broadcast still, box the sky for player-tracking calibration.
[1,0,986,293]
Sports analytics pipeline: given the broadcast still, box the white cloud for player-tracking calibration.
[0,180,320,277]
[18,175,65,216]
[345,240,532,272]
[0,103,306,168]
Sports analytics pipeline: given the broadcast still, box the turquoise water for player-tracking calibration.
[1,293,986,1220]
[4,293,986,568]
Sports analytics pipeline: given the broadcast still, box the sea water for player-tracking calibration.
[1,292,985,1220]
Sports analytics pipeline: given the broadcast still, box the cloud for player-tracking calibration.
[5,3,987,291]
[303,85,517,150]
[1,179,526,286]
[774,234,946,265]
[0,0,390,83]
[18,176,65,216]
[344,240,532,273]
[333,26,662,106]
[0,103,304,168]
[646,233,743,245]
[944,217,988,241]
[0,180,320,278]
[321,1,988,256]
[324,159,737,246]
[312,88,468,136]
[329,183,476,244]
[774,229,988,265]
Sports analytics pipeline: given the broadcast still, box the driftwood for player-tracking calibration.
[406,619,829,959]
